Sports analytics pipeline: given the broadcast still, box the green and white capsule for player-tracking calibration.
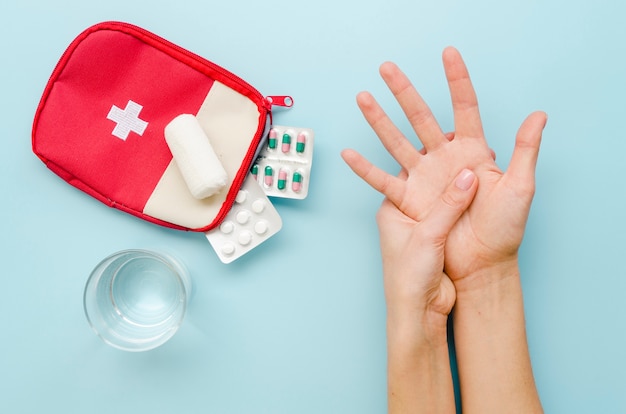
[268,129,278,149]
[264,165,274,186]
[282,133,291,153]
[277,169,287,190]
[296,132,306,153]
[292,171,303,192]
[250,164,259,180]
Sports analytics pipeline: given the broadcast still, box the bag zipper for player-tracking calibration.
[263,95,294,125]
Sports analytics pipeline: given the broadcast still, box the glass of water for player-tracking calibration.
[83,249,191,352]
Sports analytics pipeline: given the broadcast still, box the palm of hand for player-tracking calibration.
[398,134,532,285]
[376,198,457,319]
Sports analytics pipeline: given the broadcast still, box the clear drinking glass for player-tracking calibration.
[83,249,191,352]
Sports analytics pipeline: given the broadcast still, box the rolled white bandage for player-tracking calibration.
[164,114,228,199]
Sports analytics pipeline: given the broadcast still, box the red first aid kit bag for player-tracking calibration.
[32,21,291,232]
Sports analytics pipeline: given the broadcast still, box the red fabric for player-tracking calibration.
[34,28,214,214]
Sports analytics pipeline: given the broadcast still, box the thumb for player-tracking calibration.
[506,111,547,191]
[423,169,478,242]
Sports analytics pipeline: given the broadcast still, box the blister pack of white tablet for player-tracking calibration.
[250,126,315,199]
[205,176,282,263]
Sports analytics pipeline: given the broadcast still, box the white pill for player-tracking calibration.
[254,220,268,235]
[236,190,247,204]
[238,231,252,246]
[251,199,266,213]
[220,221,234,234]
[236,210,251,224]
[221,243,236,255]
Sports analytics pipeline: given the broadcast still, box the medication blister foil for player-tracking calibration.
[204,176,282,263]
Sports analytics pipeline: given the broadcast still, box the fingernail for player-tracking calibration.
[455,169,475,191]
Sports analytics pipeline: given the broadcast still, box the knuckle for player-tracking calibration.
[440,189,464,210]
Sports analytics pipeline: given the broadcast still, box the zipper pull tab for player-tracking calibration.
[264,96,294,125]
[265,96,294,109]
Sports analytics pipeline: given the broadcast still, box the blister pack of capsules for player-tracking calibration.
[251,126,315,200]
[205,125,315,263]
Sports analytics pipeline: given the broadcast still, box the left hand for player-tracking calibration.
[341,153,478,343]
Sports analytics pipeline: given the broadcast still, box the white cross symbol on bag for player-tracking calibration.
[106,100,149,140]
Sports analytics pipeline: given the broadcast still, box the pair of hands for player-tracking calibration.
[342,47,547,342]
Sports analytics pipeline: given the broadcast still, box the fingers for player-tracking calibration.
[442,47,485,140]
[356,91,422,170]
[341,149,406,206]
[378,62,447,152]
[505,111,547,191]
[424,169,478,242]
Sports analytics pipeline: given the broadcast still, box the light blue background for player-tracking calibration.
[2,0,625,413]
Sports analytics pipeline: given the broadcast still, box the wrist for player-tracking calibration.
[453,260,526,330]
[451,262,541,413]
[382,268,455,347]
[386,318,451,383]
[386,308,456,414]
[453,257,521,298]
[386,303,450,348]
